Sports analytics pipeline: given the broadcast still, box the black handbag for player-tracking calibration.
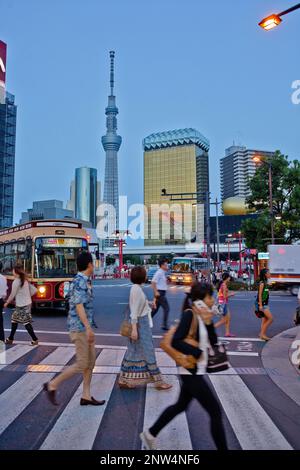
[206,343,229,373]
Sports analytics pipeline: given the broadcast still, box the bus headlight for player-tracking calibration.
[37,285,47,298]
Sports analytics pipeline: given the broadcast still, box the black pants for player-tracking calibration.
[8,322,38,342]
[151,290,169,327]
[149,375,228,450]
[0,299,4,342]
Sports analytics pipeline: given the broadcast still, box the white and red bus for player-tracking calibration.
[0,220,89,310]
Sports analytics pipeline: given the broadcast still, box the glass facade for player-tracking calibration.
[0,92,16,228]
[143,129,209,246]
[75,167,97,227]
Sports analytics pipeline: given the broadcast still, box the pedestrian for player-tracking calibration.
[4,264,38,346]
[140,282,228,450]
[214,272,235,337]
[0,261,7,345]
[256,268,273,341]
[43,252,105,406]
[119,266,172,390]
[151,258,170,330]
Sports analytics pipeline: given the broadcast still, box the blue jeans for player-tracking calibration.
[151,290,170,327]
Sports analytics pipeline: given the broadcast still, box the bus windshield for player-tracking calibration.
[34,237,88,278]
[171,258,192,273]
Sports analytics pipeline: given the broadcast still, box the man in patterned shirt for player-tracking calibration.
[43,252,105,406]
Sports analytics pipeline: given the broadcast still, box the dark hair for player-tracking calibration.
[216,272,230,291]
[259,268,269,283]
[77,251,93,272]
[182,282,214,311]
[131,266,147,284]
[13,264,26,287]
[158,258,168,267]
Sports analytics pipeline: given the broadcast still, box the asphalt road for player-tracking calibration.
[1,280,299,450]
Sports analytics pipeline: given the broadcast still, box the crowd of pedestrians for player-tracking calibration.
[1,252,297,451]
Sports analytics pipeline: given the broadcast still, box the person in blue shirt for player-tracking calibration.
[43,252,105,407]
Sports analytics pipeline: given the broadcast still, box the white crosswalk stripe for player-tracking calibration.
[143,375,193,450]
[209,375,293,450]
[40,351,117,450]
[0,347,74,435]
[0,344,296,450]
[0,344,36,370]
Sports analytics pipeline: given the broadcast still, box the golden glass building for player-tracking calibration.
[143,128,210,246]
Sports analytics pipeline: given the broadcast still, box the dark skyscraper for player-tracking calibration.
[101,51,121,240]
[0,41,16,228]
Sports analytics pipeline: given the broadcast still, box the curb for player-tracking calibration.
[261,326,300,407]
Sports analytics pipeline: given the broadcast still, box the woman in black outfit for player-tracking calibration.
[140,282,228,450]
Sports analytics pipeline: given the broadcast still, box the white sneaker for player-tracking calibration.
[140,430,158,450]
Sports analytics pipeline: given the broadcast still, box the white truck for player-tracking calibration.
[268,244,300,295]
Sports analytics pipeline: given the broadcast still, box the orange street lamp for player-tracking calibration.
[259,3,300,30]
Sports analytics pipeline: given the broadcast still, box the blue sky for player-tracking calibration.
[1,0,299,225]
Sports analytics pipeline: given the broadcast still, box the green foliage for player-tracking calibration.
[241,151,300,251]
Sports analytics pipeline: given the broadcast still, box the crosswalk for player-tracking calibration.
[0,342,296,450]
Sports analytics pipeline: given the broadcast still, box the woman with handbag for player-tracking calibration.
[119,266,171,390]
[140,282,228,450]
[4,264,38,346]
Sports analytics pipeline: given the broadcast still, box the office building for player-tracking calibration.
[67,167,101,228]
[143,128,210,246]
[101,51,122,243]
[20,200,74,224]
[221,145,274,203]
[0,40,17,228]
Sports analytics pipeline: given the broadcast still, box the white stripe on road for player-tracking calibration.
[5,329,265,342]
[0,344,35,370]
[96,348,125,366]
[143,375,193,450]
[209,375,292,450]
[40,354,117,450]
[0,347,75,435]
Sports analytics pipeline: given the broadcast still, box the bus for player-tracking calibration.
[169,257,209,284]
[0,220,89,310]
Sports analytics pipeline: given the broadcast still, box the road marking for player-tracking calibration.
[96,348,125,366]
[5,329,264,342]
[40,354,116,450]
[210,375,292,450]
[142,375,193,450]
[0,344,35,370]
[93,283,131,288]
[10,340,260,357]
[0,347,74,435]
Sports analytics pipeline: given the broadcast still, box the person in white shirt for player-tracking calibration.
[0,261,7,344]
[118,266,172,390]
[151,258,170,330]
[4,264,38,346]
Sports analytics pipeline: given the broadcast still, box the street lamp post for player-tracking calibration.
[112,230,130,273]
[238,231,243,276]
[259,2,300,30]
[253,155,275,244]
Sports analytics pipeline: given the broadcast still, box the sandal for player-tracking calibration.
[260,335,271,341]
[155,383,173,391]
[5,338,13,345]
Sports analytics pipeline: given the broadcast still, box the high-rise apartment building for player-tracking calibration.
[0,41,16,228]
[143,128,209,246]
[221,145,274,202]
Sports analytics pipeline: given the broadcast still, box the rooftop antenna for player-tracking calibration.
[109,50,115,96]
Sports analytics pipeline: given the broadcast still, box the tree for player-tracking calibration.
[241,151,300,251]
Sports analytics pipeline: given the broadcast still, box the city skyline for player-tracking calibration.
[0,0,299,225]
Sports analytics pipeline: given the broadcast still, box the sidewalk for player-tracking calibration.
[261,326,300,407]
